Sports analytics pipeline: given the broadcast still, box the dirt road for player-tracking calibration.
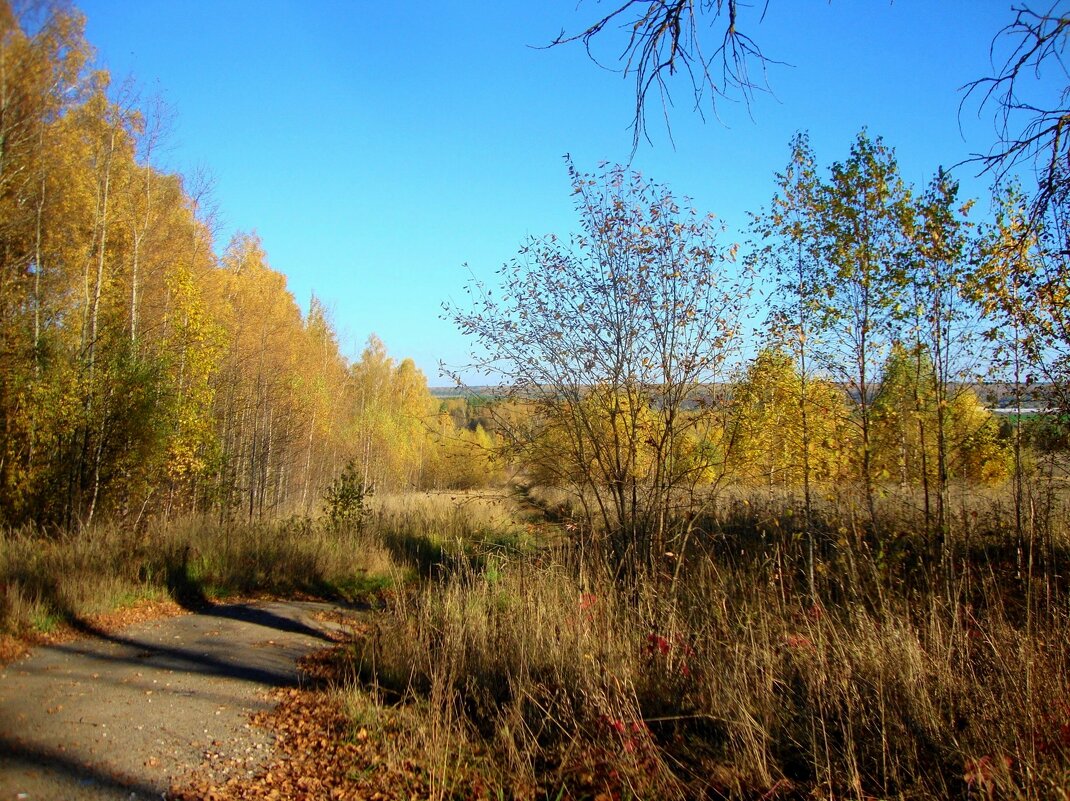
[0,600,354,800]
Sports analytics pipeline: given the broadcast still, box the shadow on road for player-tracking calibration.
[0,598,351,800]
[0,734,163,799]
[203,602,336,641]
[49,602,336,688]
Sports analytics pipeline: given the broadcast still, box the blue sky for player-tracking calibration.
[75,1,1043,383]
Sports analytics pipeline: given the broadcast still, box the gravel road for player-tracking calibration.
[0,600,352,801]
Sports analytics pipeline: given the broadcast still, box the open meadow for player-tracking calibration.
[5,481,1069,799]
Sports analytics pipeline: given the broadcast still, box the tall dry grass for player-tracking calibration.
[369,490,538,578]
[351,483,1070,800]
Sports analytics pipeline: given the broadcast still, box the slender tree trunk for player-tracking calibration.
[1013,330,1025,575]
[302,407,316,512]
[799,367,815,597]
[130,161,153,349]
[32,176,43,375]
[86,127,115,386]
[28,174,45,477]
[912,344,932,532]
[248,378,260,523]
[75,125,116,525]
[260,403,273,519]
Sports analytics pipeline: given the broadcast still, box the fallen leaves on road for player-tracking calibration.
[169,631,433,801]
[0,633,30,663]
[1,598,186,665]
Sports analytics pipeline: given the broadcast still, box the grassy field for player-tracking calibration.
[345,485,1070,800]
[4,485,1069,799]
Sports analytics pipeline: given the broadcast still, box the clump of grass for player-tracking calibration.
[0,523,162,633]
[354,560,678,799]
[351,486,1070,800]
[151,515,399,603]
[370,490,540,578]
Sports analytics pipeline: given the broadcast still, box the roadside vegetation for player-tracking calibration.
[0,512,397,638]
[10,479,1069,799]
[329,480,1068,801]
[332,97,1070,800]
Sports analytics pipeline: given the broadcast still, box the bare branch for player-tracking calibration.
[961,3,1070,226]
[547,0,781,153]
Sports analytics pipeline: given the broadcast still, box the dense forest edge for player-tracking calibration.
[0,3,498,533]
[2,2,1070,799]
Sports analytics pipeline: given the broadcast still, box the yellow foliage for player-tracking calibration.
[728,348,855,486]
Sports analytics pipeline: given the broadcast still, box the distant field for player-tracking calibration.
[429,386,497,399]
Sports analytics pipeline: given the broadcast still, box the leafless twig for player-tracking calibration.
[547,0,779,154]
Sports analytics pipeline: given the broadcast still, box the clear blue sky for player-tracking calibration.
[75,0,1044,384]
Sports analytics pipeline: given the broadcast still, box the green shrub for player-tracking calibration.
[323,460,373,530]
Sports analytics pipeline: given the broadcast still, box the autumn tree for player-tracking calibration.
[814,131,913,522]
[0,1,89,522]
[345,335,453,493]
[295,296,349,511]
[425,407,500,491]
[751,132,828,534]
[971,183,1055,564]
[727,347,853,487]
[871,344,1008,489]
[965,10,1070,517]
[211,233,311,519]
[0,1,445,529]
[350,335,403,490]
[448,158,751,581]
[390,356,436,487]
[902,168,978,536]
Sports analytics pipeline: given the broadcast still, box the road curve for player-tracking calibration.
[0,600,351,801]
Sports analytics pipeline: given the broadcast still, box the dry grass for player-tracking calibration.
[371,490,527,539]
[369,490,540,579]
[349,483,1070,800]
[0,514,399,636]
[6,484,1069,798]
